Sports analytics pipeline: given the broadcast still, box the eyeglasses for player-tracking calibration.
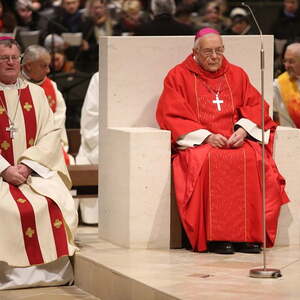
[0,55,21,62]
[198,46,224,57]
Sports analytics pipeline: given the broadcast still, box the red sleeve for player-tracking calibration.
[156,67,205,143]
[237,69,277,131]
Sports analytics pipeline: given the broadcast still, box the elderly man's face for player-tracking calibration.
[283,48,300,79]
[0,44,21,84]
[24,54,51,82]
[193,34,224,72]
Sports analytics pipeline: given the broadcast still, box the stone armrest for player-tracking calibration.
[99,126,171,248]
[273,126,300,246]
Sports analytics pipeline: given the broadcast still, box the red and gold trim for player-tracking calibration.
[46,197,69,257]
[0,91,15,165]
[40,77,57,112]
[19,87,37,148]
[9,185,44,265]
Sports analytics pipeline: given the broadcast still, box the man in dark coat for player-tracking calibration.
[134,0,194,36]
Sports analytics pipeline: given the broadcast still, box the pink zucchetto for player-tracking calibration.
[0,36,14,41]
[194,28,220,40]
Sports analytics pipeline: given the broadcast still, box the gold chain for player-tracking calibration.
[0,89,21,126]
[197,75,224,97]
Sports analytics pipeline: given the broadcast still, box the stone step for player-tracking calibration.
[74,226,300,300]
[0,285,101,300]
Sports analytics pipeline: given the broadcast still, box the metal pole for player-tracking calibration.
[241,2,282,279]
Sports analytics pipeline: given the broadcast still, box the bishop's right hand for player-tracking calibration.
[205,134,228,148]
[1,166,27,186]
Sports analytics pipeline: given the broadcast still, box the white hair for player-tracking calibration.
[22,45,50,65]
[286,43,300,57]
[151,0,176,16]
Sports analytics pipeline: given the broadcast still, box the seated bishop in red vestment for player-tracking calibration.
[156,28,290,254]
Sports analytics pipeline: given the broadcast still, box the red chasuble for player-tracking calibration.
[157,54,289,251]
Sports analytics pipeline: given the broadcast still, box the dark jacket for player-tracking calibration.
[134,14,195,36]
[271,9,300,41]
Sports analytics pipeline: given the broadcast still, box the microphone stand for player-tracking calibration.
[241,2,281,279]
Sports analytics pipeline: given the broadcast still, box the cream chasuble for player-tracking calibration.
[0,79,78,267]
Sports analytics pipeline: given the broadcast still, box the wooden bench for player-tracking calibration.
[66,129,98,198]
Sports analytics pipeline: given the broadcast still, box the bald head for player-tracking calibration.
[286,43,300,57]
[283,43,300,79]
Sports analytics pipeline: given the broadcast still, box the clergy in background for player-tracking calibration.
[156,28,289,254]
[76,71,99,224]
[0,37,78,289]
[21,45,72,165]
[273,42,300,128]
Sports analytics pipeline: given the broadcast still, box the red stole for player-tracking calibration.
[40,77,70,166]
[0,86,37,165]
[40,77,57,113]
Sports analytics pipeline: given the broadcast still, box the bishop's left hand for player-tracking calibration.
[227,128,247,148]
[17,164,33,180]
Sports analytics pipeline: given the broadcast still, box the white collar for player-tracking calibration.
[0,77,24,90]
[21,70,45,85]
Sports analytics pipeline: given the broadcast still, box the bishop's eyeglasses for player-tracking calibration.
[197,46,224,57]
[0,55,21,63]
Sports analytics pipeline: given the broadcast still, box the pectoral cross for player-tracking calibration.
[212,94,223,111]
[6,123,17,139]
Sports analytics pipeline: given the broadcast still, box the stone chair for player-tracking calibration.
[98,35,300,249]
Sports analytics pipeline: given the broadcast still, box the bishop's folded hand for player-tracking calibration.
[17,164,33,180]
[205,133,228,148]
[1,166,27,186]
[227,128,247,148]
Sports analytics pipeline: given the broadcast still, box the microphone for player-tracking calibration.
[241,2,282,279]
[241,2,264,70]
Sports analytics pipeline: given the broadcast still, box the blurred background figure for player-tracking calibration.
[75,0,113,73]
[273,43,300,128]
[44,33,76,74]
[223,7,257,35]
[135,0,194,35]
[53,50,76,73]
[14,0,40,30]
[114,0,150,35]
[0,0,17,35]
[271,0,300,41]
[44,0,85,61]
[271,0,300,76]
[192,1,230,33]
[14,0,42,50]
[22,45,73,165]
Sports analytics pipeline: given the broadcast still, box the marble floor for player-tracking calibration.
[74,226,300,300]
[1,226,299,300]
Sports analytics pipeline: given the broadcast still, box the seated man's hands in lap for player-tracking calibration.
[227,127,247,148]
[2,164,32,186]
[205,127,247,149]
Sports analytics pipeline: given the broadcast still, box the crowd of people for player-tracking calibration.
[0,0,299,75]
